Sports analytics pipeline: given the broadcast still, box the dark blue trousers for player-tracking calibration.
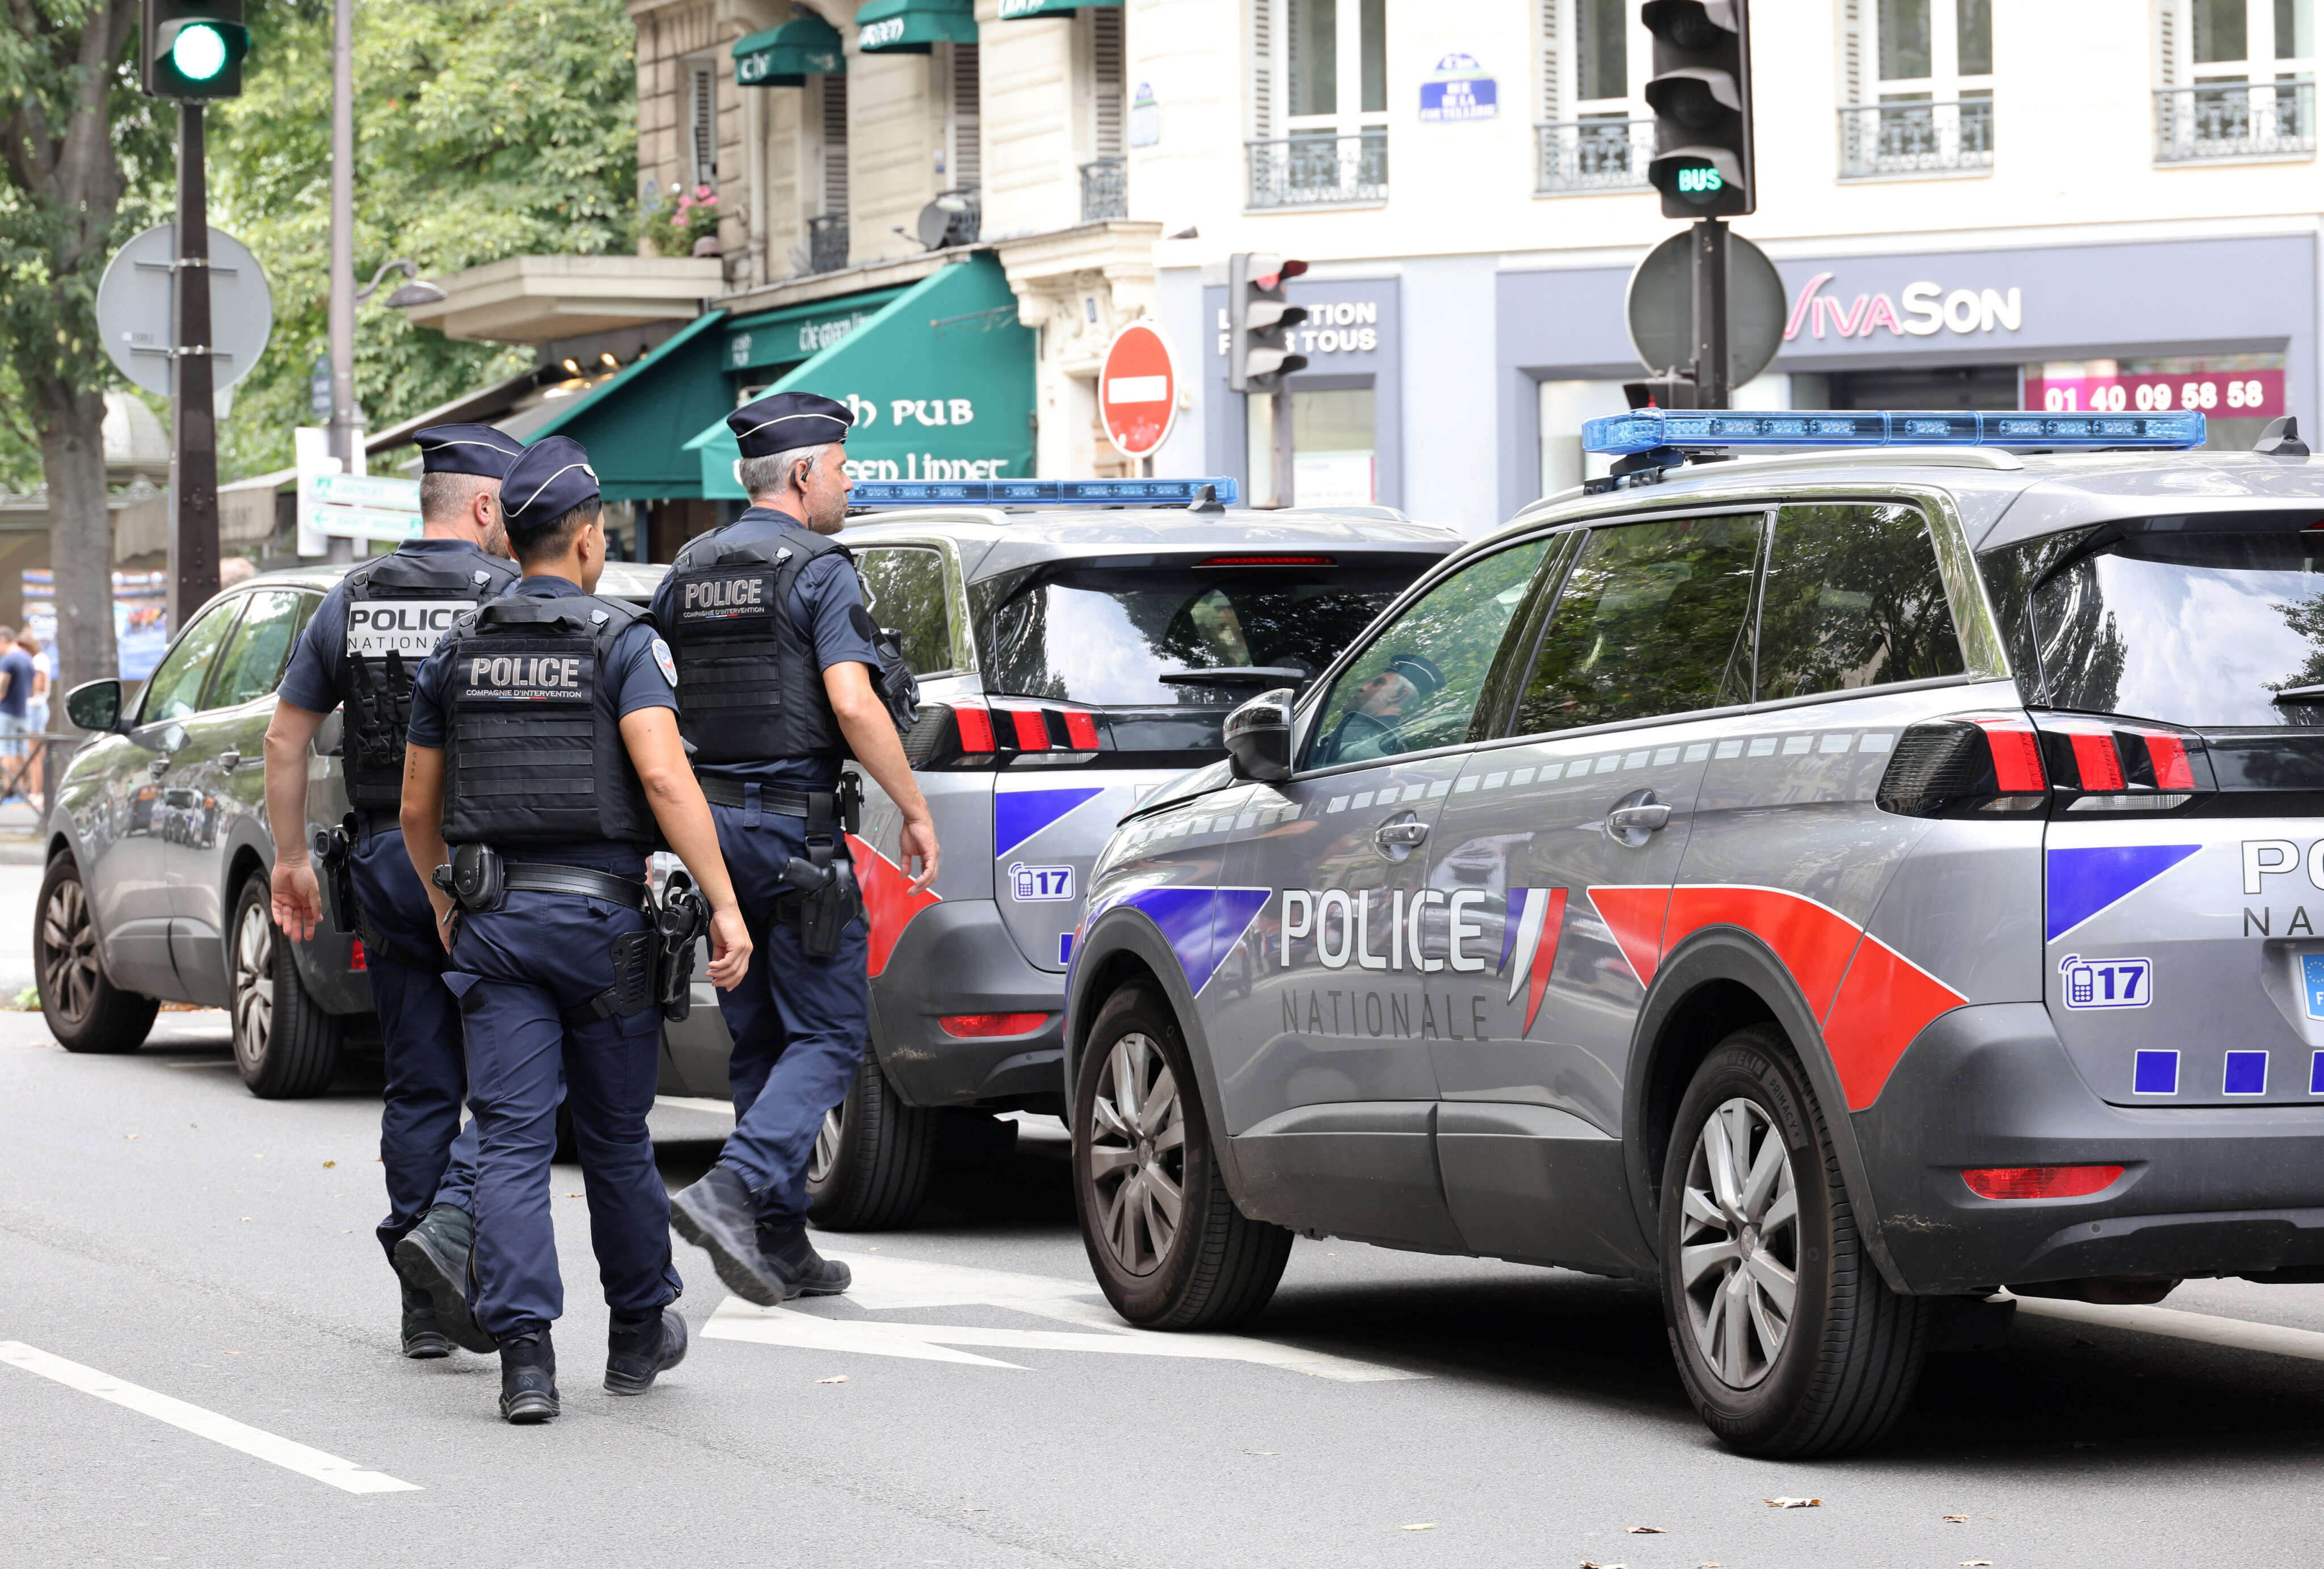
[444,889,680,1339]
[709,802,869,1226]
[351,823,477,1265]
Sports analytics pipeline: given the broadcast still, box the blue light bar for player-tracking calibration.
[848,477,1240,508]
[1580,409,2207,456]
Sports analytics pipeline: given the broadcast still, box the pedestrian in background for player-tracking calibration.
[656,392,935,1306]
[16,632,48,807]
[263,425,524,1360]
[0,627,36,805]
[399,435,752,1424]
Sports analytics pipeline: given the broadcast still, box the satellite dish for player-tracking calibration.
[915,201,952,250]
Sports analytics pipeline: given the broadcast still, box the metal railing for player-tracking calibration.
[1535,117,1655,192]
[1080,157,1127,221]
[2154,78,2316,161]
[1246,131,1388,209]
[1837,98,1995,178]
[807,213,848,274]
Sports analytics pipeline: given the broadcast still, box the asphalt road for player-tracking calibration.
[6,1012,2324,1569]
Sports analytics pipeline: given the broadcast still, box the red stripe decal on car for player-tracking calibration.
[1664,885,1863,1019]
[1521,888,1569,1037]
[1585,885,1672,987]
[848,832,941,979]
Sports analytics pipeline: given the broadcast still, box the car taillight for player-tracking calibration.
[990,703,1109,756]
[1961,1164,2124,1200]
[938,1012,1054,1037]
[901,699,1109,769]
[1878,712,2212,818]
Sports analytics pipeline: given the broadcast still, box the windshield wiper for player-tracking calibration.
[1157,666,1307,687]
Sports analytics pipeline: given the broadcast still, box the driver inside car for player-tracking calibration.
[1322,651,1444,763]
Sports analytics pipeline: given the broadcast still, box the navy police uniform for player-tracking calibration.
[652,392,889,1297]
[407,438,684,1366]
[278,423,521,1327]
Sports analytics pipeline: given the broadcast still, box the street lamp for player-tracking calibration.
[355,258,446,308]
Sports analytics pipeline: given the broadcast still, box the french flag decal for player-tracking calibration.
[1498,886,1569,1037]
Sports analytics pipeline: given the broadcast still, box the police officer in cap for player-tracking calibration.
[264,423,522,1360]
[399,436,752,1423]
[654,392,937,1306]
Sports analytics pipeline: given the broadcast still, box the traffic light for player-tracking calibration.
[141,1,250,100]
[1643,0,1753,218]
[1227,253,1310,394]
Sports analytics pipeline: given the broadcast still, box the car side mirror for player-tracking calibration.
[64,678,124,734]
[1224,688,1295,783]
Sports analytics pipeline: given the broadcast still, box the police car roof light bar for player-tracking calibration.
[848,477,1241,509]
[1580,409,2208,457]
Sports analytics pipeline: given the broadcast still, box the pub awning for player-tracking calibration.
[995,0,1121,18]
[684,254,1033,498]
[519,309,732,500]
[734,14,845,87]
[855,0,976,55]
[722,286,909,375]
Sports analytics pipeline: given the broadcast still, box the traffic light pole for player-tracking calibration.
[1692,217,1731,410]
[1270,385,1295,508]
[171,101,220,624]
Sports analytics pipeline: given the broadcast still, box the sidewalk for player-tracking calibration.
[0,796,44,865]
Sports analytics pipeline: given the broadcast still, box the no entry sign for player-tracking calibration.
[1100,320,1177,461]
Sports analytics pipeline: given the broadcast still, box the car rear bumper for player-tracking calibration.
[1855,1003,2324,1292]
[872,898,1064,1109]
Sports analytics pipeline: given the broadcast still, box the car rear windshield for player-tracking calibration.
[971,558,1426,707]
[1988,523,2324,728]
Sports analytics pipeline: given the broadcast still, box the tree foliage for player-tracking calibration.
[208,0,639,480]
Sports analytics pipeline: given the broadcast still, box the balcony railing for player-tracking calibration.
[2155,78,2316,162]
[1080,157,1127,222]
[1247,131,1388,209]
[1535,117,1654,193]
[807,213,848,274]
[1838,98,1994,178]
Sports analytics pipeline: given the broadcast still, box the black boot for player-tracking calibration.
[393,1205,496,1354]
[399,1282,453,1360]
[498,1327,559,1424]
[759,1221,851,1298]
[669,1167,789,1306]
[604,1307,688,1396]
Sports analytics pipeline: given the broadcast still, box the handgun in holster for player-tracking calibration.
[310,814,360,935]
[777,781,865,961]
[654,869,711,1023]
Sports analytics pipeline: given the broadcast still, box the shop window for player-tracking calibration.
[2027,355,2291,452]
[1247,385,1375,508]
[1838,0,1994,177]
[2157,0,2315,160]
[1535,0,1655,192]
[1248,0,1387,207]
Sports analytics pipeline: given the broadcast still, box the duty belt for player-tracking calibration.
[503,862,651,908]
[695,777,819,816]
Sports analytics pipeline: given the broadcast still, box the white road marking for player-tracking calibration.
[2015,1296,2324,1364]
[702,1252,1423,1383]
[0,1341,419,1495]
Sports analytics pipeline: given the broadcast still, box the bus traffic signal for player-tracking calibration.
[1227,254,1310,394]
[1643,0,1753,218]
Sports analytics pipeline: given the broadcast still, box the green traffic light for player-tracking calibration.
[171,22,229,82]
[1676,165,1724,199]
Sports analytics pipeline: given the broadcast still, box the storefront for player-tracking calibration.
[1495,232,2321,520]
[1201,274,1403,511]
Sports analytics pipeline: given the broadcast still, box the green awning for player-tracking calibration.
[733,15,844,87]
[996,0,1121,17]
[723,287,907,373]
[520,310,732,500]
[685,255,1033,498]
[855,0,976,54]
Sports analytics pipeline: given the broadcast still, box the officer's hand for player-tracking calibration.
[900,814,940,896]
[706,906,752,990]
[271,860,323,943]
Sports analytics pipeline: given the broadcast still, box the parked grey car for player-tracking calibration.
[1066,431,2324,1456]
[809,502,1459,1228]
[36,560,730,1100]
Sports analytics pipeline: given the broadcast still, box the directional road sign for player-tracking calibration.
[1625,228,1783,388]
[1099,320,1179,461]
[95,223,272,398]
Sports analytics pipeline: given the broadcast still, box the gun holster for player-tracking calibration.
[654,870,711,1023]
[776,786,864,960]
[311,814,360,935]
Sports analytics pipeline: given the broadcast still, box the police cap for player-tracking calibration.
[1386,653,1445,704]
[500,436,601,549]
[414,423,526,479]
[727,391,853,457]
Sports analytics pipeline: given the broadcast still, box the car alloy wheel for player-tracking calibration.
[39,874,102,1026]
[1087,1030,1186,1277]
[808,1105,844,1186]
[231,894,275,1075]
[1677,1095,1800,1391]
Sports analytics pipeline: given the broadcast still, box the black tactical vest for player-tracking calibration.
[663,524,849,765]
[438,594,656,850]
[331,546,518,812]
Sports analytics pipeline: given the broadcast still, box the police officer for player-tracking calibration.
[264,423,522,1360]
[399,436,752,1424]
[655,392,937,1307]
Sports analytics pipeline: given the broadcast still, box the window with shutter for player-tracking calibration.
[1249,0,1387,205]
[1838,0,1997,177]
[689,62,718,190]
[820,74,849,214]
[1092,7,1126,159]
[949,43,983,192]
[1535,0,1652,194]
[2154,0,2315,160]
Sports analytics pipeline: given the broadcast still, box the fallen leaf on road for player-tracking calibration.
[962,1507,987,1513]
[238,1217,250,1222]
[1763,1497,1821,1508]
[1399,1524,1435,1532]
[565,1193,583,1198]
[1627,1526,1667,1534]
[814,1375,849,1384]
[124,1133,137,1140]
[1944,1515,1970,1523]
[323,1160,336,1168]
[1578,1561,1625,1568]
[1243,1449,1280,1456]
[1963,1561,1994,1566]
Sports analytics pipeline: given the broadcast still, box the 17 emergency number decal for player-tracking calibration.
[2059,954,2152,1009]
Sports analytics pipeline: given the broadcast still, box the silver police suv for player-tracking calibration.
[1066,410,2324,1456]
[809,488,1458,1229]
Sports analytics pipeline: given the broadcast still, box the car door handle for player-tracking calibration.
[217,750,241,771]
[1606,802,1672,839]
[1375,818,1430,848]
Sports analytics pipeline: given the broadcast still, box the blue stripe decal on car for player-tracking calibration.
[1115,886,1273,995]
[993,787,1106,857]
[2045,843,2201,942]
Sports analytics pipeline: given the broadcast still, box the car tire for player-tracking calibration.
[806,1051,941,1230]
[230,873,343,1100]
[36,853,158,1054]
[1071,983,1291,1331]
[1658,1023,1930,1458]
